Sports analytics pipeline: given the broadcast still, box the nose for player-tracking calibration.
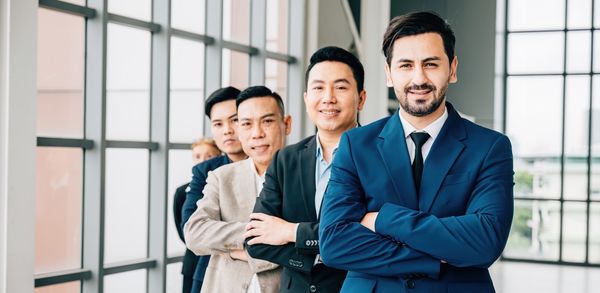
[411,65,429,86]
[250,123,265,139]
[322,86,336,104]
[223,121,234,135]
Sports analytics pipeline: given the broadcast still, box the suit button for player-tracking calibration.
[407,279,415,289]
[309,284,317,292]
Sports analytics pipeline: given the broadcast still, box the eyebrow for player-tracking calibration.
[239,113,278,122]
[310,78,351,84]
[211,113,237,123]
[396,56,442,64]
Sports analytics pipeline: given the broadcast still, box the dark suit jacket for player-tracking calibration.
[181,154,232,282]
[319,102,514,293]
[173,183,199,280]
[246,136,346,293]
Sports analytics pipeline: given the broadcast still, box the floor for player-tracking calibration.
[490,261,600,293]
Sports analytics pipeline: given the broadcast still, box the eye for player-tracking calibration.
[335,85,348,90]
[424,62,438,68]
[240,121,250,127]
[263,119,275,125]
[212,122,222,127]
[399,63,412,69]
[312,86,323,91]
[232,118,238,123]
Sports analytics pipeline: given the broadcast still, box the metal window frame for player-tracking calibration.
[501,0,600,267]
[35,0,305,291]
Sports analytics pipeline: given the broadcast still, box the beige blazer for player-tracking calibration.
[184,159,281,293]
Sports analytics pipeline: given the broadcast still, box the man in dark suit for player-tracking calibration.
[244,46,366,293]
[318,12,514,293]
[181,86,247,293]
[173,138,220,293]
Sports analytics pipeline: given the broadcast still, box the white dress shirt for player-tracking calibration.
[249,159,265,293]
[398,107,448,163]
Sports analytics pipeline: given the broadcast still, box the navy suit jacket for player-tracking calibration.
[181,154,232,282]
[319,103,514,293]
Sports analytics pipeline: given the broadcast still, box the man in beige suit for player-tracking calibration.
[185,86,292,293]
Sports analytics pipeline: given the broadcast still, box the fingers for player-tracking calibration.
[243,228,262,239]
[249,213,269,221]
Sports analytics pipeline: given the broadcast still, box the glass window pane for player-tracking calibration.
[222,0,249,44]
[265,59,288,110]
[504,200,560,261]
[514,158,560,200]
[104,269,147,293]
[170,37,205,143]
[590,203,600,263]
[266,0,288,53]
[506,76,563,157]
[35,147,82,274]
[565,76,590,200]
[562,202,587,262]
[168,150,193,256]
[167,262,184,293]
[508,0,564,30]
[171,0,206,34]
[593,31,600,72]
[568,0,592,29]
[37,8,84,138]
[590,76,600,201]
[222,49,249,89]
[105,149,149,264]
[106,24,151,141]
[567,31,591,73]
[507,32,564,74]
[108,0,151,21]
[35,281,80,293]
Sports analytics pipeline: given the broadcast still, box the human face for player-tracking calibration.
[384,32,457,118]
[304,61,366,135]
[192,144,221,165]
[209,99,244,157]
[237,97,291,174]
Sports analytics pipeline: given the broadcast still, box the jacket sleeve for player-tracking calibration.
[246,151,316,273]
[181,164,208,233]
[319,133,442,279]
[173,184,187,242]
[375,135,514,268]
[184,171,246,256]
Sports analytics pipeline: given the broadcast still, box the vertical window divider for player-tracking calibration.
[148,0,171,292]
[83,0,108,292]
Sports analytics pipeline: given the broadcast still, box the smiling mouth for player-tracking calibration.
[223,139,236,145]
[408,89,432,96]
[251,145,269,152]
[319,109,340,116]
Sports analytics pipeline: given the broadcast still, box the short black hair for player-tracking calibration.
[236,86,285,116]
[382,11,455,65]
[204,86,241,118]
[305,46,364,92]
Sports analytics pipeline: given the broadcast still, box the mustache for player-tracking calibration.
[404,83,436,93]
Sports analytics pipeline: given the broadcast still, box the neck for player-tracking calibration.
[254,162,268,176]
[400,103,446,130]
[317,130,344,163]
[228,152,247,162]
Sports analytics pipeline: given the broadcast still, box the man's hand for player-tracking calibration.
[360,212,378,232]
[229,249,248,262]
[244,213,298,245]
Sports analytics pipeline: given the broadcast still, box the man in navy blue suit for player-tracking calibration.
[181,86,247,293]
[319,11,514,293]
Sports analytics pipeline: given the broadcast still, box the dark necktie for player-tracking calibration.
[410,132,430,194]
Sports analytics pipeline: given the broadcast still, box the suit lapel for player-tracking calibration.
[299,136,318,221]
[376,112,418,209]
[419,103,467,212]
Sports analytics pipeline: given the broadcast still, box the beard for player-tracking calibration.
[397,82,448,117]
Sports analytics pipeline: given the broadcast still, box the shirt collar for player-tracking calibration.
[398,106,448,142]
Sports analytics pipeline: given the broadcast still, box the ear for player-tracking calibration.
[384,62,393,87]
[284,115,292,135]
[449,56,458,84]
[357,90,367,111]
